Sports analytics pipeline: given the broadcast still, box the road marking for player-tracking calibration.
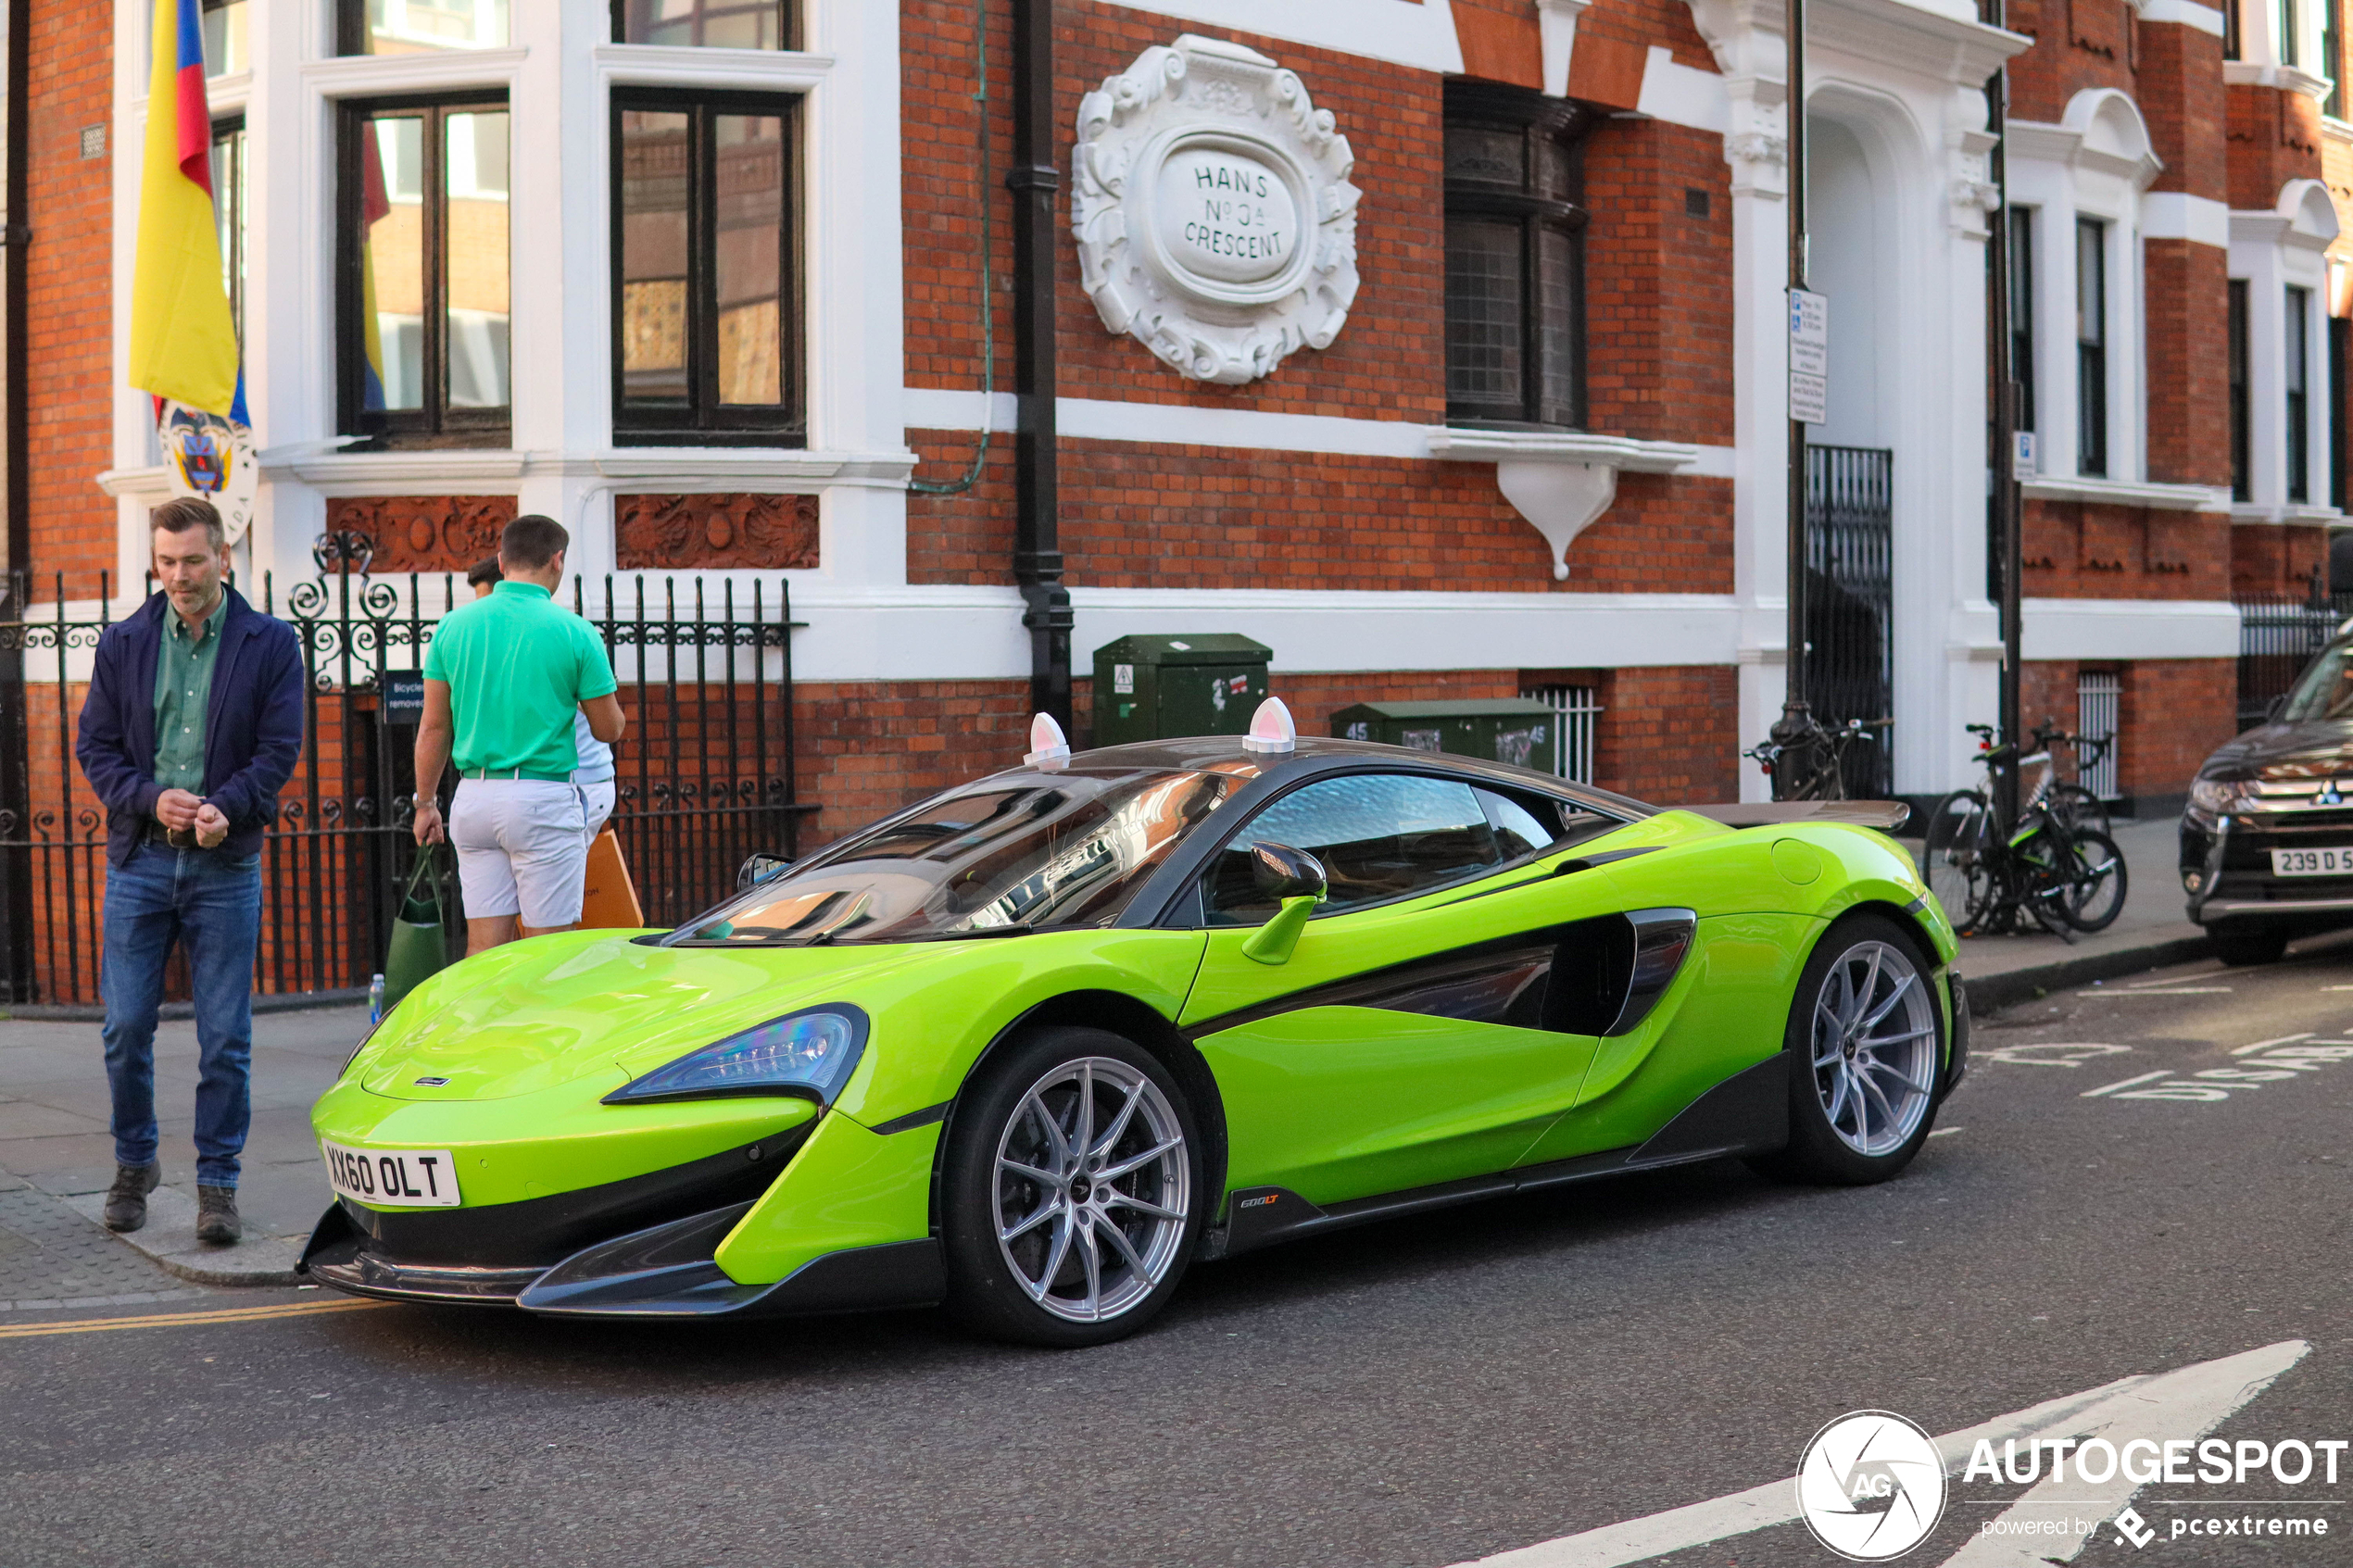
[1446,1343,2309,1568]
[2234,1033,2316,1055]
[1979,1042,2130,1068]
[0,1298,387,1340]
[1930,1126,1963,1137]
[2083,987,2233,996]
[2082,1070,2170,1098]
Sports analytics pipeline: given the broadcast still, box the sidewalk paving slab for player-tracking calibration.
[58,1185,302,1287]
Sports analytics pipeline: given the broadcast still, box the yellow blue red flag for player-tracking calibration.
[128,0,245,423]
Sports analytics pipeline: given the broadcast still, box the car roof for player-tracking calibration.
[1068,734,1655,819]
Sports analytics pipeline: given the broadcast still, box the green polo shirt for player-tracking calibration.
[153,596,226,792]
[422,582,618,776]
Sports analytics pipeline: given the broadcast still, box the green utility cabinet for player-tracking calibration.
[1328,697,1561,773]
[1092,634,1273,746]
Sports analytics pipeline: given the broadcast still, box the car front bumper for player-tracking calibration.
[2183,809,2353,927]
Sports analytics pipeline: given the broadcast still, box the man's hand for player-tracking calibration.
[412,800,446,846]
[193,803,229,850]
[154,788,203,832]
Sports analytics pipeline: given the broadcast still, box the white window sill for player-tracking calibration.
[1427,428,1701,580]
[2020,473,2231,512]
[255,447,916,489]
[2229,500,2346,525]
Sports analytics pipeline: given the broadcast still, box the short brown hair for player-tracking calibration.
[150,497,225,552]
[499,514,569,570]
[464,556,502,590]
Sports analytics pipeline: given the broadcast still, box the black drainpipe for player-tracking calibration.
[0,0,31,1002]
[1006,0,1072,727]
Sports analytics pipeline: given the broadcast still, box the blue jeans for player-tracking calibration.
[100,843,263,1188]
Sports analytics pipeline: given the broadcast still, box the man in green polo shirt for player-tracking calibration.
[413,515,625,953]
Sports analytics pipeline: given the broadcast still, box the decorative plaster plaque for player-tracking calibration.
[1073,35,1362,384]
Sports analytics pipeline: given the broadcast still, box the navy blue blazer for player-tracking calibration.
[75,588,306,866]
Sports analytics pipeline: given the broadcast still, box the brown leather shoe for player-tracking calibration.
[195,1185,242,1245]
[101,1161,160,1232]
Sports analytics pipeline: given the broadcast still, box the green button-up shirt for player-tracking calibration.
[153,596,225,793]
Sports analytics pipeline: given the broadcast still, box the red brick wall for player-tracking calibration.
[2227,82,2324,212]
[792,664,1741,845]
[2137,19,2226,200]
[2231,523,2331,594]
[2007,0,2140,124]
[1584,119,1736,445]
[2144,240,2231,488]
[25,0,115,592]
[2022,502,2229,599]
[2120,658,2234,798]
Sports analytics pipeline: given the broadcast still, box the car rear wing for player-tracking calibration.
[1680,800,1912,834]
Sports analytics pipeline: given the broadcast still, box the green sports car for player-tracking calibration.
[302,705,1967,1346]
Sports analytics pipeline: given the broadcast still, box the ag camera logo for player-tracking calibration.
[1796,1411,1948,1561]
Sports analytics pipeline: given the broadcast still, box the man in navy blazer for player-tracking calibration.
[75,498,303,1245]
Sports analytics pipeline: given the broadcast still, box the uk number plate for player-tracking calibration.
[321,1140,460,1207]
[2271,847,2353,877]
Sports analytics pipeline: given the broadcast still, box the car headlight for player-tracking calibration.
[602,1006,870,1107]
[2188,777,2254,815]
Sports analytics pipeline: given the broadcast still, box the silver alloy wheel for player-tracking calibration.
[991,1056,1190,1323]
[1808,940,1938,1157]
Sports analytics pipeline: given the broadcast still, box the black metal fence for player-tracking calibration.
[2236,583,2353,730]
[1806,444,1895,796]
[0,567,809,1010]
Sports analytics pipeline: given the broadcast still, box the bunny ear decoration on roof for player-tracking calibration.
[1242,696,1297,755]
[1024,713,1073,768]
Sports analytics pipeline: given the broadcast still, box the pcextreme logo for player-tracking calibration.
[1795,1411,1948,1561]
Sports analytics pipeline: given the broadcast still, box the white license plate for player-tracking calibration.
[2271,847,2353,878]
[321,1140,460,1207]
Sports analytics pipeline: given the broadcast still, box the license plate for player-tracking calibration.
[2271,847,2353,878]
[321,1140,460,1207]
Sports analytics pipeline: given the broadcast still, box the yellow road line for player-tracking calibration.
[0,1297,389,1339]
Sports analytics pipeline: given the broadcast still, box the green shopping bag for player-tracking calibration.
[383,844,452,1011]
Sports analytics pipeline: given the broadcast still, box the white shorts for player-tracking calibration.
[450,778,589,928]
[579,781,616,846]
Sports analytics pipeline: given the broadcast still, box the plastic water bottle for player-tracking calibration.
[369,972,385,1026]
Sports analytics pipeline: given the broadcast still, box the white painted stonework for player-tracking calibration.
[1072,35,1362,385]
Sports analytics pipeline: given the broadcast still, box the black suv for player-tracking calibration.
[2183,633,2353,963]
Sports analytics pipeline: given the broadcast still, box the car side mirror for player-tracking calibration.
[1239,842,1326,966]
[737,853,792,891]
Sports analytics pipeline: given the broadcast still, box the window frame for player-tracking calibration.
[610,0,795,47]
[2075,215,2108,478]
[2287,282,2313,503]
[2230,278,2252,502]
[609,86,805,449]
[1441,81,1597,432]
[211,116,246,349]
[2008,205,2035,436]
[334,91,514,450]
[334,0,511,56]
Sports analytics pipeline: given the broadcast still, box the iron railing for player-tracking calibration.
[2235,584,2351,730]
[1806,444,1894,796]
[0,568,810,1010]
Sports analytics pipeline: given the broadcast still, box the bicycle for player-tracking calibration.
[1743,715,1893,801]
[1919,724,2127,936]
[2028,721,2114,838]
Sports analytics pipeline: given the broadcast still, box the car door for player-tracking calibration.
[1176,771,1634,1208]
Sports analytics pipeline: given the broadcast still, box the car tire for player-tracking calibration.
[1753,914,1943,1186]
[941,1026,1203,1348]
[2209,923,2289,967]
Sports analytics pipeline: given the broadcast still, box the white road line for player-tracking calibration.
[2234,1033,2316,1055]
[1447,1346,2309,1568]
[1929,1127,1963,1137]
[2082,1071,2171,1098]
[2084,987,2233,996]
[1937,1341,2309,1564]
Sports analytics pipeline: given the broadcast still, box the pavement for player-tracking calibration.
[0,1006,367,1300]
[3,943,2351,1565]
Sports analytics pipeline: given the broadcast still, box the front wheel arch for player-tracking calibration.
[929,989,1228,1242]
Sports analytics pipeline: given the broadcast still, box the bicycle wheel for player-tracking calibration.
[1919,791,1991,926]
[2050,784,2110,839]
[2062,827,2128,933]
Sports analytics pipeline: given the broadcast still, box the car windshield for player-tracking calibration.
[661,767,1233,946]
[2278,645,2353,723]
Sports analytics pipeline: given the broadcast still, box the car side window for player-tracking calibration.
[1471,785,1624,858]
[1203,774,1504,925]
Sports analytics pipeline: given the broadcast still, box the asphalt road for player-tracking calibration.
[6,945,2353,1568]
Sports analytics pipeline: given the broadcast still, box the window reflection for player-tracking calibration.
[619,110,692,403]
[714,115,784,407]
[446,110,510,409]
[360,114,425,413]
[620,0,786,48]
[343,0,510,54]
[201,0,247,76]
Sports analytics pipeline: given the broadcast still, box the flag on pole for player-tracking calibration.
[128,0,244,423]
